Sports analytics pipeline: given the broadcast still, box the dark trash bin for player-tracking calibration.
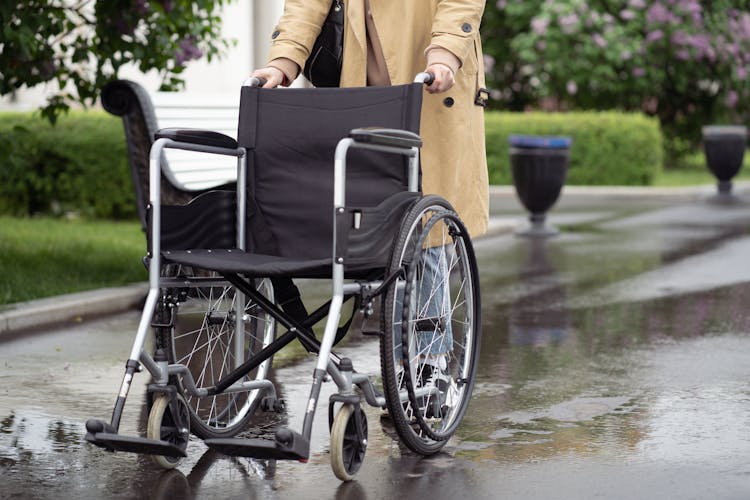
[702,125,747,204]
[509,135,572,237]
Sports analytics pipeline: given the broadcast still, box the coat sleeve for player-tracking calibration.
[266,0,331,71]
[430,0,486,64]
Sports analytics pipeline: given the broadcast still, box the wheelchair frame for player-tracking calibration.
[86,73,481,480]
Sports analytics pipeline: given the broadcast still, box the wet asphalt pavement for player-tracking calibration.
[2,190,750,499]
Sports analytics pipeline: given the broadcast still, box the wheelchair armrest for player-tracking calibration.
[155,128,239,150]
[349,127,422,149]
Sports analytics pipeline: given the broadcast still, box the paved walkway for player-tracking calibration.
[2,182,747,338]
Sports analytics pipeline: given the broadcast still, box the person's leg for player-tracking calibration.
[416,245,453,368]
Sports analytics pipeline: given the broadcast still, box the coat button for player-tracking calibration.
[443,97,455,108]
[462,23,472,33]
[271,30,280,39]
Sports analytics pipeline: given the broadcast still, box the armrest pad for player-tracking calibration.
[349,127,422,149]
[155,128,238,149]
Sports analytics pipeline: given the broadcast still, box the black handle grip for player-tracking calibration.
[423,72,435,85]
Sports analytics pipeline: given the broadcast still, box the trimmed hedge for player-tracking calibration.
[0,111,135,218]
[485,111,663,185]
[0,109,663,219]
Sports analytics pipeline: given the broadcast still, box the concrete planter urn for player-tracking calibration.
[509,135,572,237]
[702,125,747,203]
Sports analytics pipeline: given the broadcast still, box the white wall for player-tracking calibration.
[0,1,285,110]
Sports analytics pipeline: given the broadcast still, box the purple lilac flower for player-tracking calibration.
[671,30,689,45]
[484,54,496,73]
[592,33,607,48]
[647,3,673,24]
[620,9,636,21]
[159,0,174,13]
[559,13,580,34]
[628,0,646,8]
[646,29,664,42]
[725,90,738,109]
[532,17,549,36]
[134,0,149,16]
[174,37,203,66]
[496,0,507,9]
[566,80,578,95]
[737,67,748,81]
[632,67,646,77]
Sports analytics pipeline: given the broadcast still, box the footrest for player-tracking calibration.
[85,432,187,457]
[205,428,309,461]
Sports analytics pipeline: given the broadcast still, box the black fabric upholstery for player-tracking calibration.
[238,84,423,263]
[160,83,424,278]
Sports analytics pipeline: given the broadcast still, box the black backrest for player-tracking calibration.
[237,84,423,260]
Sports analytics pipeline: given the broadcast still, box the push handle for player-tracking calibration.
[414,72,435,85]
[242,76,268,88]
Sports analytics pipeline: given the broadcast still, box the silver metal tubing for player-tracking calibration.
[408,150,420,192]
[149,138,170,290]
[315,266,345,373]
[236,149,247,251]
[158,277,231,288]
[347,141,418,158]
[352,373,387,408]
[129,289,159,362]
[167,364,209,398]
[342,281,383,295]
[139,350,165,382]
[327,361,347,390]
[414,72,433,84]
[220,379,276,400]
[234,150,248,368]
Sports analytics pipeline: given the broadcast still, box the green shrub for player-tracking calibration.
[0,111,135,218]
[485,111,663,185]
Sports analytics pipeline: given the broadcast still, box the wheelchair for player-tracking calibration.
[86,73,481,481]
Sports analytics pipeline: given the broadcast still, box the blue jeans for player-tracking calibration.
[394,246,453,361]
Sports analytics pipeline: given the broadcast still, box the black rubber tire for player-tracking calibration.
[330,404,368,481]
[380,195,481,454]
[147,394,190,470]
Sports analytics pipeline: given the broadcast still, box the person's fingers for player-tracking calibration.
[424,64,455,94]
[251,67,285,88]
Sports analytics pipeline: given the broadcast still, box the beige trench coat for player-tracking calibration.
[267,0,489,237]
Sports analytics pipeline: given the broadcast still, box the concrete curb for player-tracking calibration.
[2,181,747,338]
[490,179,750,201]
[0,283,148,338]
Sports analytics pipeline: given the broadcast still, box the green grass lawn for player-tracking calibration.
[0,216,147,305]
[653,152,750,186]
[2,153,749,306]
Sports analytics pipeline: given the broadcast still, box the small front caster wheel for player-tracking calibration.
[147,394,190,469]
[330,404,367,481]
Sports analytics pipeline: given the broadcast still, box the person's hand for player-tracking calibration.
[250,66,285,88]
[424,63,455,94]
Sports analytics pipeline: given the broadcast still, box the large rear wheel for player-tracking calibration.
[161,270,276,439]
[380,195,481,454]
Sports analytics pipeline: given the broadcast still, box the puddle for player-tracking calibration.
[2,198,750,497]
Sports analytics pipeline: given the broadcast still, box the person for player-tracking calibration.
[251,0,489,240]
[251,1,488,398]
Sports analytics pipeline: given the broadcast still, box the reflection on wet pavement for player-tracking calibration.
[2,196,750,498]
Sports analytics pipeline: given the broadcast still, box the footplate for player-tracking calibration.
[205,428,309,462]
[86,432,187,457]
[85,418,187,457]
